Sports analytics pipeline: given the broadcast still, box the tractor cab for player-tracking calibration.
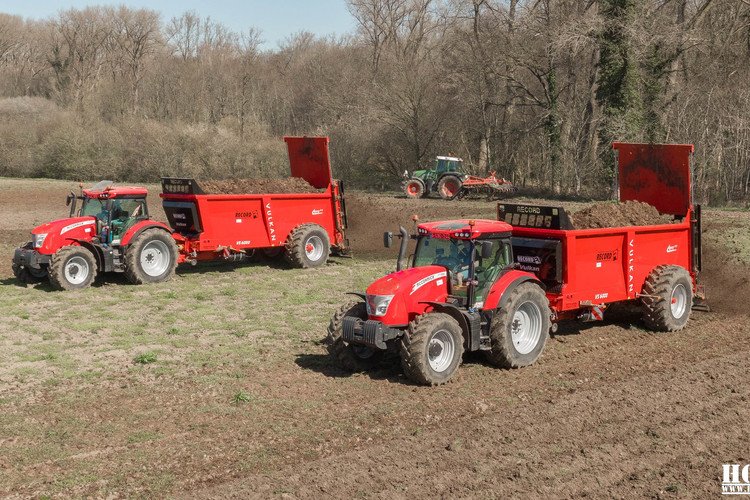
[411,220,513,307]
[434,156,463,175]
[69,181,150,246]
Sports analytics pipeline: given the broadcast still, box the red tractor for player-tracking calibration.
[12,181,177,290]
[328,143,705,385]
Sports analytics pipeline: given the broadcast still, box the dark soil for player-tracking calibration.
[571,201,674,229]
[198,177,321,195]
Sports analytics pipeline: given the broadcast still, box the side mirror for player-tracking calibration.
[480,241,493,259]
[384,231,393,248]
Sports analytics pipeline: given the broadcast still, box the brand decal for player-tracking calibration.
[266,202,276,242]
[666,244,678,253]
[61,220,95,235]
[312,209,324,215]
[594,293,609,300]
[236,240,251,245]
[410,271,447,295]
[517,255,542,265]
[235,210,259,219]
[596,250,618,261]
[628,239,635,295]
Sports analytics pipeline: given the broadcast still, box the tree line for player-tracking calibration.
[0,1,748,204]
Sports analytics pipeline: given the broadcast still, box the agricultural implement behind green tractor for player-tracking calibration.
[402,156,516,200]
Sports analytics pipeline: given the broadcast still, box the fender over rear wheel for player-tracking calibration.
[326,301,383,371]
[285,223,330,268]
[124,229,178,285]
[485,282,551,368]
[49,246,98,291]
[641,265,693,331]
[400,312,464,386]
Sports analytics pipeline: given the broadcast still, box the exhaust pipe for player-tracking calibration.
[396,226,409,271]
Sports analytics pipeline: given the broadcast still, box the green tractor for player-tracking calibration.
[402,156,516,200]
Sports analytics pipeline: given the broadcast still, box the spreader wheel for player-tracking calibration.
[403,179,425,199]
[485,282,551,368]
[49,246,98,291]
[400,312,464,385]
[641,265,693,331]
[437,175,463,200]
[284,223,330,268]
[326,301,383,371]
[124,229,178,285]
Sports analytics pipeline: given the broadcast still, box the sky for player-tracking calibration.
[0,0,357,49]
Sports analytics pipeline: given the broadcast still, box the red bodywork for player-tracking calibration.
[160,136,348,263]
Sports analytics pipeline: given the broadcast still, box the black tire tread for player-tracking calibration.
[641,265,693,332]
[485,282,551,369]
[124,228,178,285]
[400,312,464,386]
[48,246,97,291]
[284,223,330,269]
[326,301,382,371]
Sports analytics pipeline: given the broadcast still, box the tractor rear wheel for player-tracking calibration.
[326,301,383,371]
[284,223,330,268]
[437,175,462,200]
[485,282,551,368]
[49,246,97,291]
[12,261,49,284]
[641,265,693,331]
[400,312,464,386]
[403,179,425,199]
[124,229,178,285]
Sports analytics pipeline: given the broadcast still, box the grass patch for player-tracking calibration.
[133,352,158,365]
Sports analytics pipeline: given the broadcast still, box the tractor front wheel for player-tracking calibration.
[49,246,97,291]
[327,301,383,371]
[641,265,693,331]
[12,261,48,284]
[437,175,463,200]
[403,179,425,199]
[124,229,178,285]
[400,312,464,385]
[485,282,551,368]
[284,223,330,268]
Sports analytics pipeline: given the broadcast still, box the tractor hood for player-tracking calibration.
[30,216,97,254]
[365,265,449,326]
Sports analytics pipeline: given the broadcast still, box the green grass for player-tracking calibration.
[134,352,158,365]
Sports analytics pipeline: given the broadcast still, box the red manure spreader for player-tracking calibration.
[12,136,348,290]
[329,142,705,385]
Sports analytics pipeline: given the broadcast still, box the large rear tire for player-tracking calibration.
[437,175,463,200]
[485,282,551,368]
[49,246,97,291]
[124,229,178,285]
[641,265,693,331]
[400,312,464,386]
[403,179,425,199]
[284,223,330,268]
[326,301,383,371]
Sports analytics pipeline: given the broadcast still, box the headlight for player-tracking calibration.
[366,294,394,317]
[33,233,48,248]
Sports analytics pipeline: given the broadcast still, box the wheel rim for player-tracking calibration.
[511,301,543,355]
[140,240,171,277]
[427,328,455,373]
[406,182,421,197]
[304,236,325,262]
[670,284,688,319]
[64,256,90,285]
[441,179,460,198]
